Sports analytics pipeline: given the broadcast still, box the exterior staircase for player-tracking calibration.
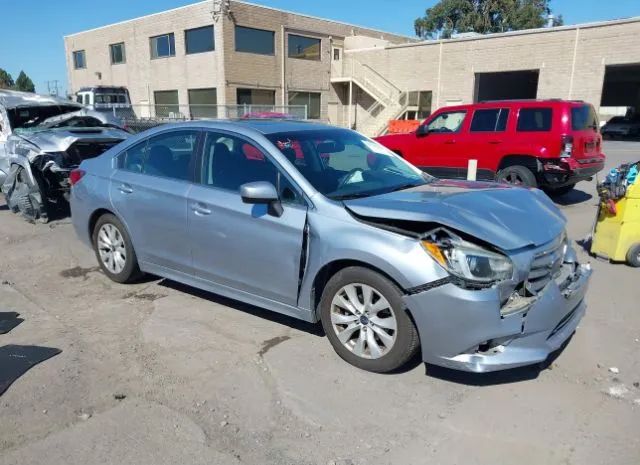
[331,56,408,136]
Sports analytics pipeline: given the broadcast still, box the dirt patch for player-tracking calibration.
[257,335,291,358]
[59,266,100,279]
[123,292,166,302]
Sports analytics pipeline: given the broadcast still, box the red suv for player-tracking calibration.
[375,100,606,194]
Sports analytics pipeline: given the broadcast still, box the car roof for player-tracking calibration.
[440,99,588,112]
[157,119,338,135]
[0,90,81,110]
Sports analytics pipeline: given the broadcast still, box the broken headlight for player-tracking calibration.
[422,235,513,284]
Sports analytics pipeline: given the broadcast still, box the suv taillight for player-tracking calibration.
[69,169,86,186]
[561,135,573,158]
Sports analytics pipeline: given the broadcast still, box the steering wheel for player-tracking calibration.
[337,168,365,189]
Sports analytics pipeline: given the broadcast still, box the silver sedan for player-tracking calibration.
[70,120,591,373]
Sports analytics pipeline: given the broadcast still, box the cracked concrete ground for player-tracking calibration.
[0,141,639,465]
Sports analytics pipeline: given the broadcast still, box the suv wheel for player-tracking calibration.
[496,165,538,188]
[92,213,142,283]
[319,267,419,373]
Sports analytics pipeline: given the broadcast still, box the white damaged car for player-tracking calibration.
[0,90,129,222]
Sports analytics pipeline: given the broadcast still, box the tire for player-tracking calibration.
[626,244,640,268]
[496,165,538,188]
[319,266,419,373]
[92,213,142,283]
[546,184,576,197]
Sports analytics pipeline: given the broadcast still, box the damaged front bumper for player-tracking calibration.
[404,262,592,373]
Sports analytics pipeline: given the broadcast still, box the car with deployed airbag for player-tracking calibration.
[70,120,592,373]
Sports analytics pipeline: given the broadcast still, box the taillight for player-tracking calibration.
[560,135,573,158]
[69,169,86,186]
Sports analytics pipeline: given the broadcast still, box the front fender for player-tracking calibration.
[298,211,449,316]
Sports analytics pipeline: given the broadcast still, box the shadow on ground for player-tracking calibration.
[159,279,325,338]
[550,188,593,207]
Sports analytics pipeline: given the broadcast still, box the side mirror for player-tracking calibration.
[240,181,283,217]
[416,124,429,137]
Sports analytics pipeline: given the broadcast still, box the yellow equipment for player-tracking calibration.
[591,181,640,266]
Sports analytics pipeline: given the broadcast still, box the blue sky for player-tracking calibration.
[0,0,637,95]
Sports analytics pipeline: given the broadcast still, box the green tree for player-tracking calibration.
[414,0,563,39]
[15,71,35,93]
[0,68,14,89]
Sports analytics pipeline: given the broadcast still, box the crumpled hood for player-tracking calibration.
[9,127,128,154]
[344,179,566,251]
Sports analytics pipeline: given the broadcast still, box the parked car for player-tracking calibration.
[601,115,640,139]
[70,120,591,373]
[0,90,130,222]
[376,100,606,196]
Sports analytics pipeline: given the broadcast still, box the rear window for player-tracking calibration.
[571,105,599,131]
[517,108,552,132]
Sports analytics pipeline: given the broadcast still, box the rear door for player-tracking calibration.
[187,130,307,306]
[570,104,602,160]
[465,108,510,180]
[110,129,200,274]
[411,109,468,179]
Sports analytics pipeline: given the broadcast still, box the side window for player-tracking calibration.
[470,108,510,132]
[141,130,199,181]
[201,132,302,204]
[121,140,149,173]
[426,111,466,133]
[517,108,553,132]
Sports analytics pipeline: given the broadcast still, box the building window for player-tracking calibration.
[237,88,276,106]
[288,91,321,119]
[470,109,510,132]
[333,48,341,61]
[150,33,176,59]
[407,91,432,119]
[73,50,86,69]
[288,34,321,61]
[110,43,126,65]
[517,108,552,132]
[154,90,179,118]
[189,88,217,118]
[185,26,214,54]
[235,26,275,55]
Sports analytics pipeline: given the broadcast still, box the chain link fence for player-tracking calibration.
[97,104,308,133]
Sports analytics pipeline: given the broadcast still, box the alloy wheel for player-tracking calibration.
[330,283,397,359]
[97,223,127,274]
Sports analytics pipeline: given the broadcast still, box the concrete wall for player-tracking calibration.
[347,18,640,114]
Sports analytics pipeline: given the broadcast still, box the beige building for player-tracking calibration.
[65,3,640,135]
[63,0,411,122]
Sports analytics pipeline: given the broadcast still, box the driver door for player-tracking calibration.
[188,130,308,307]
[412,110,469,179]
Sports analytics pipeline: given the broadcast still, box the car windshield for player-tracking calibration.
[266,129,432,200]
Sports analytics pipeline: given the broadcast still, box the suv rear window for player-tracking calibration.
[571,105,599,131]
[517,108,552,132]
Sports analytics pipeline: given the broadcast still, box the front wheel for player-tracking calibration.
[626,244,640,267]
[92,213,142,283]
[496,165,538,188]
[319,267,420,373]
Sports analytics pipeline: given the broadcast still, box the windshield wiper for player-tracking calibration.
[387,182,424,193]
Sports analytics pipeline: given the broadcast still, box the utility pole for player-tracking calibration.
[45,80,60,96]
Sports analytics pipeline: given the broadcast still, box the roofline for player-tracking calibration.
[381,16,640,50]
[64,0,415,41]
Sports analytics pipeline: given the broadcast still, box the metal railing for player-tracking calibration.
[95,104,308,133]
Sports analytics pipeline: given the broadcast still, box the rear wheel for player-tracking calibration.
[626,244,640,267]
[496,165,537,188]
[92,213,142,283]
[319,266,419,373]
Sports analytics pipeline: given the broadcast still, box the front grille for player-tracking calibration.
[525,234,566,295]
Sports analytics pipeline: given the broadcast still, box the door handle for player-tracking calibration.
[488,140,503,145]
[118,183,133,194]
[192,203,212,216]
[444,139,456,144]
